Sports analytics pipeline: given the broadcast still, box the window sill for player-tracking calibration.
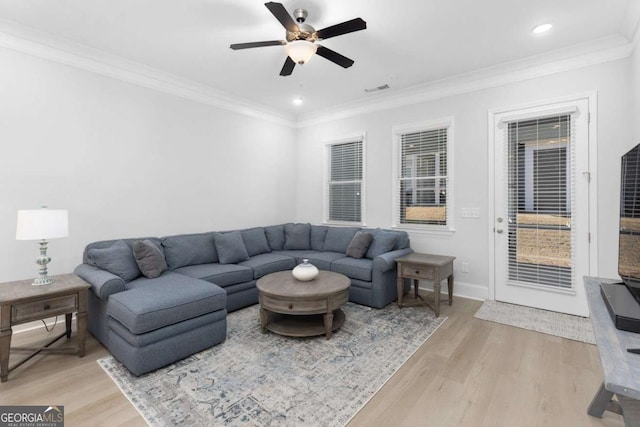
[391,225,456,236]
[322,221,366,227]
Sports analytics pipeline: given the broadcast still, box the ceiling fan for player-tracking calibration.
[230,2,367,76]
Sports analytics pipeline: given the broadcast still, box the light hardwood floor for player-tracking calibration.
[0,294,626,427]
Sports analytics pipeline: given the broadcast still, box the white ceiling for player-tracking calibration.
[0,0,638,120]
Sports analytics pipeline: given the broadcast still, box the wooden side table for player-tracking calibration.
[395,253,456,317]
[0,273,90,382]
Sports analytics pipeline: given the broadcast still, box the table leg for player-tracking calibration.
[0,328,10,383]
[76,312,87,357]
[618,395,640,426]
[324,312,334,340]
[397,276,404,308]
[434,281,441,317]
[65,313,72,339]
[1,305,10,382]
[448,274,454,305]
[259,307,268,333]
[588,382,614,418]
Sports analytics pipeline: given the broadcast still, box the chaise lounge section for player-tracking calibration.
[74,223,412,375]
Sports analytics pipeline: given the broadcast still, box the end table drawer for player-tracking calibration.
[401,264,435,280]
[262,296,327,313]
[12,294,78,323]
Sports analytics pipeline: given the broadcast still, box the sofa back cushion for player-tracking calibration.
[162,232,217,269]
[241,227,271,257]
[265,225,285,250]
[284,223,311,250]
[87,240,141,282]
[323,226,360,253]
[214,231,250,264]
[365,229,411,259]
[310,225,329,251]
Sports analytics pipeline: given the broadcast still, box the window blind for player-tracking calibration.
[328,140,363,223]
[505,115,575,289]
[398,128,448,225]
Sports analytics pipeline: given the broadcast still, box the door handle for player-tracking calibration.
[496,229,504,234]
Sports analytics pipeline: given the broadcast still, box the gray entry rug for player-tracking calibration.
[99,302,446,426]
[474,299,595,344]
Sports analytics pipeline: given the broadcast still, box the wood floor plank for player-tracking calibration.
[0,293,626,426]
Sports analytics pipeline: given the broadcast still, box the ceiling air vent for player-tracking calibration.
[364,84,390,93]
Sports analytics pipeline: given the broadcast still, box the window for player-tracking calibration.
[325,135,364,224]
[393,119,453,230]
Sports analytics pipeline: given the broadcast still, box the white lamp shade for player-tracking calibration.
[284,40,317,64]
[16,209,69,240]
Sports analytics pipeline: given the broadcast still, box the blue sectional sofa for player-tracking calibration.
[74,223,412,375]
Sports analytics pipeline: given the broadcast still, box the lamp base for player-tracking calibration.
[32,276,53,286]
[33,239,53,286]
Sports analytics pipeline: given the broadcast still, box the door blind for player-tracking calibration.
[505,114,575,289]
[398,128,447,225]
[328,140,363,223]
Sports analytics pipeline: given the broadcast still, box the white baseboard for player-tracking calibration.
[417,280,488,302]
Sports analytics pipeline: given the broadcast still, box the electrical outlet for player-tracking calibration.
[461,262,469,273]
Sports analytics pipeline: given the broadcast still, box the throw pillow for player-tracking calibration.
[213,231,250,264]
[310,225,329,251]
[132,239,168,278]
[346,231,374,259]
[366,229,398,259]
[241,227,271,257]
[88,240,141,282]
[283,223,311,250]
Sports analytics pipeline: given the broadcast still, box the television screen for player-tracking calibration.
[619,143,640,296]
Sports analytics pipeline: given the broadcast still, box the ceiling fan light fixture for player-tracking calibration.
[285,40,317,64]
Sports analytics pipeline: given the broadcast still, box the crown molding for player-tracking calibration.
[296,35,634,128]
[0,19,296,128]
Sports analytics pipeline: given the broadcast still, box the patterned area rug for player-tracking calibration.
[99,302,446,426]
[474,299,595,344]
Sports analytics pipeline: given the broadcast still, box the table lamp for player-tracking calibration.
[16,207,69,285]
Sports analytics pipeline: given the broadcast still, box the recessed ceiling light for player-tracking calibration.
[532,23,552,34]
[292,97,303,106]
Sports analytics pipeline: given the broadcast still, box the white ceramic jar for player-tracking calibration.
[292,259,319,281]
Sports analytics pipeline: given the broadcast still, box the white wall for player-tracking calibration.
[0,47,297,283]
[632,40,640,142]
[295,58,635,299]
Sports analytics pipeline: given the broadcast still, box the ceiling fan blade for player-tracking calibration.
[265,2,299,33]
[316,18,367,40]
[280,57,296,76]
[230,40,286,50]
[315,45,354,68]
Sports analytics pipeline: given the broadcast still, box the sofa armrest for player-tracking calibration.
[73,263,125,301]
[373,248,414,273]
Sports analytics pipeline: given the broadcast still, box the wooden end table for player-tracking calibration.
[256,270,350,340]
[395,253,456,317]
[0,273,90,382]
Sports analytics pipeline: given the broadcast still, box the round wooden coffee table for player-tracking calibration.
[256,270,350,339]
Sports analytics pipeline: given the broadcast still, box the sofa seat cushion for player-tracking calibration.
[331,257,373,282]
[238,253,296,279]
[109,309,226,348]
[109,274,226,335]
[173,263,253,287]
